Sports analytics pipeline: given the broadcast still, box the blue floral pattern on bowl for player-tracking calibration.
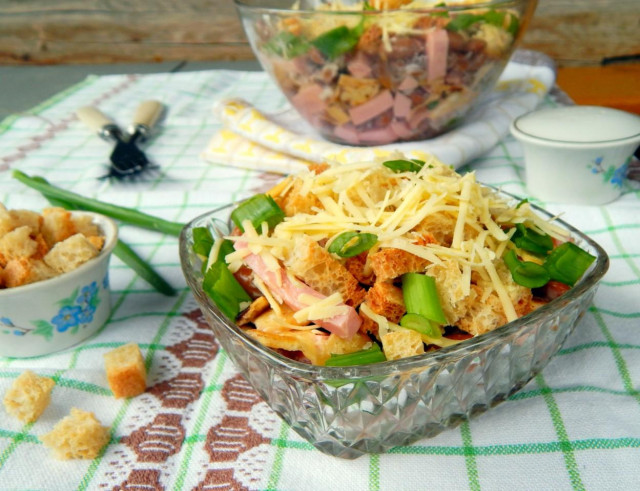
[589,156,630,188]
[0,276,105,340]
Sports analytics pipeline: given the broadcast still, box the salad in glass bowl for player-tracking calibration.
[235,0,537,145]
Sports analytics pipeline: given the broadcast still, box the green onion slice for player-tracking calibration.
[263,31,310,59]
[325,343,386,366]
[382,159,425,173]
[544,242,595,286]
[511,223,553,255]
[504,249,550,288]
[402,273,447,325]
[192,227,214,257]
[328,231,378,258]
[400,313,442,339]
[230,194,285,233]
[311,19,364,60]
[202,261,251,321]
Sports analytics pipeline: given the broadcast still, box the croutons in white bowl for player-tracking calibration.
[0,210,118,358]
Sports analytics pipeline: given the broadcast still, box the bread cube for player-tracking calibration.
[40,408,110,459]
[104,343,147,398]
[44,233,99,274]
[381,330,425,361]
[3,370,55,423]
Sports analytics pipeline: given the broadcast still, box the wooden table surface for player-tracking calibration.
[557,63,640,115]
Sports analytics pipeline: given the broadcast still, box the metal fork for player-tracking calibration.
[76,100,164,179]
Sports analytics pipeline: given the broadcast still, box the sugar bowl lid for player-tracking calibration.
[512,105,640,144]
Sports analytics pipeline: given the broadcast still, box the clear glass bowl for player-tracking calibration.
[179,196,608,459]
[234,0,538,145]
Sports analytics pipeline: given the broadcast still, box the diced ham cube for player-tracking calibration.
[347,54,372,78]
[291,84,326,118]
[393,93,412,119]
[398,76,419,93]
[349,90,394,126]
[426,29,449,81]
[334,124,361,145]
[357,126,398,145]
[390,120,414,139]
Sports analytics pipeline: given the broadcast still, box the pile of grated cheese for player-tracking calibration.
[225,153,568,325]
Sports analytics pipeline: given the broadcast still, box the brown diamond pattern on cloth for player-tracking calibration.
[223,374,263,412]
[205,415,270,462]
[193,469,250,491]
[148,372,204,409]
[183,307,213,331]
[121,413,185,463]
[113,469,164,491]
[167,331,219,368]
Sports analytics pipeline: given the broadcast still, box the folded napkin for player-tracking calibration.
[203,50,556,172]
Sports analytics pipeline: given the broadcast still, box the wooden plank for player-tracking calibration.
[557,64,640,114]
[0,0,638,66]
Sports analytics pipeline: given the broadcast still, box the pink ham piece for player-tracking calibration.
[334,124,361,145]
[235,242,362,339]
[357,126,398,145]
[426,29,449,81]
[398,75,419,93]
[347,54,372,78]
[349,90,394,126]
[390,120,414,139]
[393,93,412,119]
[291,84,326,119]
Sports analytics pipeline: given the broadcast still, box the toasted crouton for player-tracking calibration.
[244,327,331,365]
[41,207,76,248]
[381,330,424,361]
[286,235,366,307]
[237,296,270,326]
[9,209,42,233]
[279,178,322,217]
[368,248,429,282]
[40,408,110,460]
[44,233,99,274]
[104,343,147,398]
[3,370,55,423]
[3,258,57,288]
[365,281,406,323]
[412,212,457,247]
[344,252,375,285]
[0,226,39,265]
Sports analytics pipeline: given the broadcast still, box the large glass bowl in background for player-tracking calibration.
[234,0,538,145]
[179,194,608,459]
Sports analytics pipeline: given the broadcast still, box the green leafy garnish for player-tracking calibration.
[193,227,214,257]
[263,31,310,59]
[383,159,425,173]
[325,343,386,366]
[503,250,550,289]
[432,2,449,17]
[544,242,596,286]
[203,260,251,320]
[446,9,517,34]
[312,19,364,60]
[516,198,529,209]
[230,194,285,233]
[402,273,447,325]
[511,223,553,256]
[328,231,378,258]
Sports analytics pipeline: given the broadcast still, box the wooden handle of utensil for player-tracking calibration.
[132,100,164,129]
[76,106,114,134]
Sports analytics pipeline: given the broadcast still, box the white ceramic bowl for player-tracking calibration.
[510,105,640,205]
[0,212,118,358]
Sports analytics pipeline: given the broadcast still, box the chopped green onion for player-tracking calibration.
[363,0,375,10]
[400,313,441,338]
[511,223,553,255]
[431,2,449,17]
[515,198,529,209]
[12,170,184,236]
[328,231,378,258]
[504,249,550,288]
[507,14,520,36]
[203,261,251,320]
[230,194,285,233]
[382,159,425,173]
[311,19,364,60]
[192,227,214,257]
[324,343,386,366]
[402,273,447,325]
[544,242,595,286]
[445,13,481,31]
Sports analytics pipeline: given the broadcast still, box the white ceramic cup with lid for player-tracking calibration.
[510,105,640,205]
